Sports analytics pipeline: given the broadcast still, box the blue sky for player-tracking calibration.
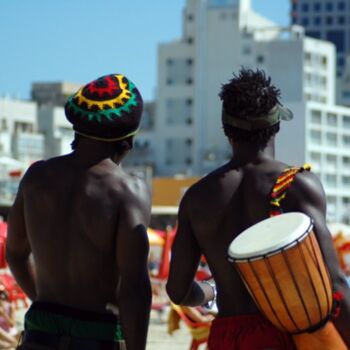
[0,0,289,102]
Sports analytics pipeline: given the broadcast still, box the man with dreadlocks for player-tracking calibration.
[7,74,152,350]
[166,68,350,349]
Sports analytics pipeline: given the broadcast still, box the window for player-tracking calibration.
[338,16,345,25]
[326,155,337,171]
[343,135,350,145]
[326,132,337,146]
[310,130,321,144]
[187,37,194,44]
[302,17,309,26]
[314,3,321,12]
[256,55,264,64]
[338,2,346,11]
[344,116,350,128]
[326,16,333,25]
[327,113,337,127]
[343,156,350,168]
[1,119,7,131]
[301,3,309,12]
[311,110,322,124]
[326,30,345,52]
[167,59,173,66]
[326,174,337,187]
[310,152,321,167]
[304,52,311,63]
[342,176,350,188]
[314,16,322,26]
[326,2,333,11]
[338,57,345,67]
[187,14,194,21]
[187,58,193,66]
[322,56,328,67]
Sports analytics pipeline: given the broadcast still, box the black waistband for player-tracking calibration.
[30,301,119,323]
[22,330,120,350]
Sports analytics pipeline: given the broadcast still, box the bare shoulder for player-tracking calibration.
[112,172,151,213]
[286,169,327,213]
[19,160,47,187]
[185,163,230,196]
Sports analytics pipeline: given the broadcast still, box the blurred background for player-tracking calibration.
[1,1,350,349]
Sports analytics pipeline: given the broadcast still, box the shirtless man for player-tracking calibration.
[166,69,350,349]
[7,74,152,350]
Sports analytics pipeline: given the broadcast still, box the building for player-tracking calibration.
[290,0,350,105]
[122,101,156,170]
[155,0,280,176]
[37,105,74,159]
[148,0,350,223]
[154,0,336,175]
[0,97,44,164]
[31,81,82,107]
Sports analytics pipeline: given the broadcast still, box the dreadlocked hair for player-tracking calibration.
[220,68,281,149]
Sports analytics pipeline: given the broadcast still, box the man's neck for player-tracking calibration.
[70,141,125,167]
[231,138,275,166]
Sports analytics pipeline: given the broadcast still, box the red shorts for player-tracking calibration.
[208,314,296,350]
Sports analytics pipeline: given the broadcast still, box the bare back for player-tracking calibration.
[9,154,150,312]
[167,158,307,317]
[187,160,290,316]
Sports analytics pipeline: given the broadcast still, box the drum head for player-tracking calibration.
[228,212,313,261]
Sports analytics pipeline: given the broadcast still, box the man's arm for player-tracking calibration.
[287,172,350,346]
[166,194,215,307]
[6,180,36,301]
[116,180,152,350]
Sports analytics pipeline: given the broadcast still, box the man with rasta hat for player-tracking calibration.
[166,68,350,349]
[7,74,152,350]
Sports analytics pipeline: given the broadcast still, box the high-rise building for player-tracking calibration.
[290,0,350,105]
[31,81,81,107]
[155,0,280,176]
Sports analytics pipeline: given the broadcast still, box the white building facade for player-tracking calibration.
[156,0,281,175]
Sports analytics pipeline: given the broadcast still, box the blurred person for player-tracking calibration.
[166,68,350,349]
[0,287,17,349]
[7,74,152,350]
[148,251,159,277]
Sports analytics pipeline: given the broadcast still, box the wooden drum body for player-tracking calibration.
[228,213,333,334]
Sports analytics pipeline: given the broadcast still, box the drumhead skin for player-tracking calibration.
[228,212,313,261]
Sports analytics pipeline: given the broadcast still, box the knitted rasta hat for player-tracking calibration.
[65,74,143,141]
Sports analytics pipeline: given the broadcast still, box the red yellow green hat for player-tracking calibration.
[65,74,143,141]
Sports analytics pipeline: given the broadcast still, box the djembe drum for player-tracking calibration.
[228,212,347,350]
